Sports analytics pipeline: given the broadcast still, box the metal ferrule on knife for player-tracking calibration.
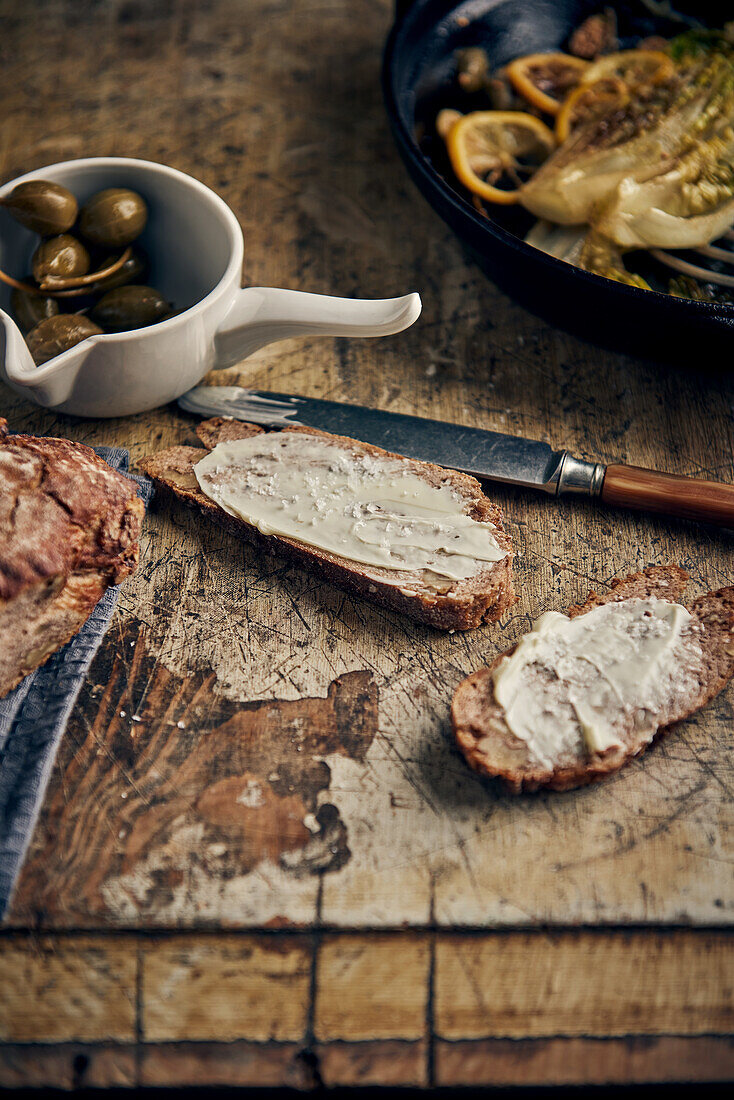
[552,454,606,498]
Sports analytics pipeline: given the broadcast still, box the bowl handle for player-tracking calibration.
[213,286,421,370]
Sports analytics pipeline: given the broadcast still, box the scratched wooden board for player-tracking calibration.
[0,0,733,962]
[1,0,734,1086]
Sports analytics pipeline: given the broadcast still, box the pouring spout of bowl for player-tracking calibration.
[213,286,422,369]
[0,308,36,382]
[0,307,98,408]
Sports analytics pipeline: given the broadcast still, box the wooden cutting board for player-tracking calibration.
[0,0,732,1088]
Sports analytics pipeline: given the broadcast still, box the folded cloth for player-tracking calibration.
[0,446,152,917]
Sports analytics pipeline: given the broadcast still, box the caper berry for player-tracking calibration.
[26,314,103,366]
[0,180,78,236]
[79,188,148,248]
[32,234,91,283]
[89,248,148,293]
[11,288,60,334]
[90,285,171,332]
[456,47,492,93]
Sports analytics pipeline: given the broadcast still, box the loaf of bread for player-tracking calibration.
[139,417,516,631]
[0,419,144,699]
[452,566,734,792]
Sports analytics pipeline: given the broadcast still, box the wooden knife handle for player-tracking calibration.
[602,464,734,527]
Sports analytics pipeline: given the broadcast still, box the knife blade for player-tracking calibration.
[178,385,604,497]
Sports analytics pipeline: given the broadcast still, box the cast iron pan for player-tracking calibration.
[382,0,734,358]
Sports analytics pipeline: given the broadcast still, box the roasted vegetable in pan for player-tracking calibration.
[436,20,734,298]
[521,39,734,246]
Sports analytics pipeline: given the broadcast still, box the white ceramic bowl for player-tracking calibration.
[0,157,421,417]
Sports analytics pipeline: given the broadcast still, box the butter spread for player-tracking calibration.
[193,434,507,588]
[492,598,702,767]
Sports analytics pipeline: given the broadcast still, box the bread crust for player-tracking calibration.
[139,418,516,631]
[452,566,734,792]
[0,419,144,698]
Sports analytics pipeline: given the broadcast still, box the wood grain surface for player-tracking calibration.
[1,0,733,1088]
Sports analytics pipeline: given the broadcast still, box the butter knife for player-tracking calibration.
[178,386,734,527]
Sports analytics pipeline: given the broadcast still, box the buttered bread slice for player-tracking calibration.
[139,418,515,630]
[452,566,734,792]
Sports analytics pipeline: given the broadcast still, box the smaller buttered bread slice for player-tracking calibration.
[139,417,515,631]
[452,565,734,792]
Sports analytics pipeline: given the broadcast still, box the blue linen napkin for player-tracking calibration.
[0,446,152,917]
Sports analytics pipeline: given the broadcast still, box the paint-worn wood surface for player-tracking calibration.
[0,0,733,1088]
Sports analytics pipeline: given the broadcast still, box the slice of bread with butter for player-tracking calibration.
[452,565,734,792]
[139,417,515,631]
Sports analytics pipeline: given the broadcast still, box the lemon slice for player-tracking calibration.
[506,52,590,115]
[555,78,629,141]
[446,111,556,204]
[580,49,674,88]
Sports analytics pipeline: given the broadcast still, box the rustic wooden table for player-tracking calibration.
[1,0,733,1090]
